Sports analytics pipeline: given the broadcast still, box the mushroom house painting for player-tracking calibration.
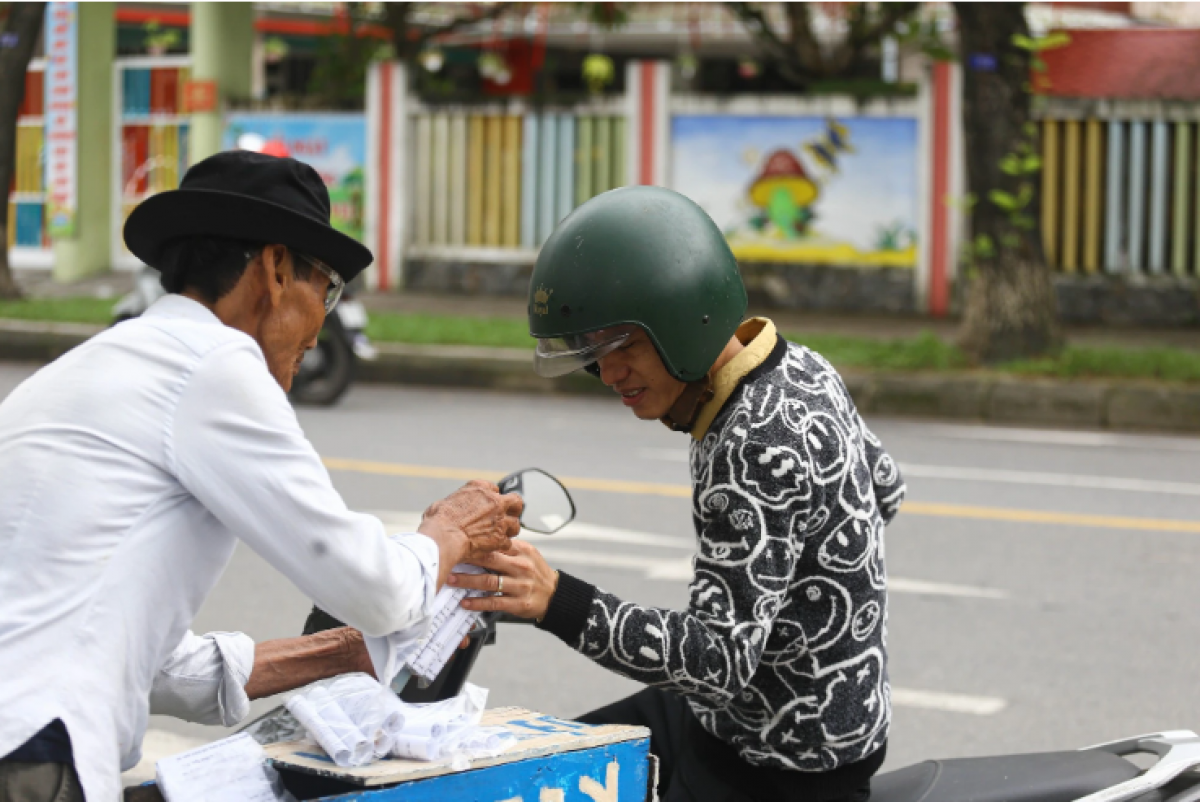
[671,115,918,267]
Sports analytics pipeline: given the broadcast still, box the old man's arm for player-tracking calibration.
[149,628,373,726]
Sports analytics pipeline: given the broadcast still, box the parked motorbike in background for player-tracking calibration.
[111,265,375,406]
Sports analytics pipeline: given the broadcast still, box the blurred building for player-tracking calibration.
[14,2,1200,326]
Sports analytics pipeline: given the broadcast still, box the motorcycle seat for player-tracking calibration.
[869,749,1140,802]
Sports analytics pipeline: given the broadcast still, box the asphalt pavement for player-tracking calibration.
[1,363,1198,782]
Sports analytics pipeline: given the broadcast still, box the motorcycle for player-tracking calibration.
[111,266,375,406]
[239,469,1200,802]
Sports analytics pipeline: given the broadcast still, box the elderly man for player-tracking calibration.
[0,151,521,802]
[453,187,905,802]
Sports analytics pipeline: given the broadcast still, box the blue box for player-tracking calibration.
[267,707,654,802]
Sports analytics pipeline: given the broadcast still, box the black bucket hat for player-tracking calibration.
[123,150,372,282]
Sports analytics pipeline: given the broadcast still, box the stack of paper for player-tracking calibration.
[407,565,490,682]
[155,733,295,802]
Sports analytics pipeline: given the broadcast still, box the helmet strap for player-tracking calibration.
[661,374,715,433]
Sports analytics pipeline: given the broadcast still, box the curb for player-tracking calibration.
[1,320,1197,435]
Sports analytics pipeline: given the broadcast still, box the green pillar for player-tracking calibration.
[189,2,253,164]
[52,3,114,283]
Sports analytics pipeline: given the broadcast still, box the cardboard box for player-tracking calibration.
[267,706,654,801]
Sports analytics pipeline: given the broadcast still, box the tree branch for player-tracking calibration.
[725,2,809,86]
[415,2,513,48]
[831,2,920,76]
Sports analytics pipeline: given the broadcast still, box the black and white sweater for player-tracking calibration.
[537,329,906,773]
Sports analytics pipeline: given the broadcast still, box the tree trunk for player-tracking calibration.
[954,2,1060,363]
[0,3,45,300]
[382,2,419,64]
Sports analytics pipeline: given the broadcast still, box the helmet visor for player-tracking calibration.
[534,325,638,378]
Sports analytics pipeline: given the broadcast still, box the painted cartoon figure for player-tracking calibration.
[748,149,819,239]
[746,119,856,240]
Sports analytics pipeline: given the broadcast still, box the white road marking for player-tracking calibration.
[891,688,1008,716]
[900,462,1200,497]
[370,511,695,549]
[373,512,1007,596]
[888,577,1008,599]
[917,423,1200,453]
[535,545,1007,598]
[633,452,1200,497]
[121,729,210,787]
[523,523,695,550]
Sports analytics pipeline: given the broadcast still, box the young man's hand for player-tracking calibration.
[418,480,523,587]
[451,539,560,621]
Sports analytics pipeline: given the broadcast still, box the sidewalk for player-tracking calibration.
[5,271,1197,435]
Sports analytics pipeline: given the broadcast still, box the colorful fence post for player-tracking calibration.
[1171,120,1190,277]
[520,114,539,248]
[537,114,558,244]
[624,61,670,186]
[1103,119,1124,273]
[556,114,575,223]
[448,114,467,247]
[1148,120,1169,274]
[1126,120,1146,274]
[918,59,958,318]
[365,60,406,290]
[1083,118,1103,273]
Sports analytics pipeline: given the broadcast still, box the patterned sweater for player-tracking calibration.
[537,320,906,773]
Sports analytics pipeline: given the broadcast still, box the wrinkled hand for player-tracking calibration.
[452,539,559,621]
[419,480,523,573]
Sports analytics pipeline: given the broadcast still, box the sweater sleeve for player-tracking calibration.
[537,420,802,708]
[861,423,906,524]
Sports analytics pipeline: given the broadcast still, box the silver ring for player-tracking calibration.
[496,575,504,595]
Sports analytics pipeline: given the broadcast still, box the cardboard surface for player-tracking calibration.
[266,706,650,788]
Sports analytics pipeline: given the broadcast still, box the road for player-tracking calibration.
[1,364,1198,781]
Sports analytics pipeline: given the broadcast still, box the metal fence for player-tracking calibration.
[407,101,626,260]
[1039,109,1200,278]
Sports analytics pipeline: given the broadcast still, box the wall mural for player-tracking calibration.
[671,115,919,267]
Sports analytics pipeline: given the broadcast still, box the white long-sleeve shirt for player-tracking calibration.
[0,294,438,802]
[149,630,256,727]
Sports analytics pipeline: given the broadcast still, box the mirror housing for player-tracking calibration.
[497,468,576,534]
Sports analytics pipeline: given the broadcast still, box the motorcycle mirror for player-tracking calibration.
[497,468,575,534]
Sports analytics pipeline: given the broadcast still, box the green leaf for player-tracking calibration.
[1022,154,1042,173]
[1013,31,1072,52]
[1000,154,1022,176]
[1039,31,1072,51]
[988,189,1019,211]
[1012,33,1038,51]
[1000,232,1021,249]
[972,233,996,259]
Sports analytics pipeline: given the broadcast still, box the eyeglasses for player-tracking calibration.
[244,250,345,313]
[294,252,344,313]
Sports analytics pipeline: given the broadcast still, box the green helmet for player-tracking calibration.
[528,185,747,383]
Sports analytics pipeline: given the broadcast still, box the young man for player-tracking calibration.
[454,186,906,802]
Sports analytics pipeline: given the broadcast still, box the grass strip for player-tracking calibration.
[0,297,115,326]
[366,312,534,349]
[2,298,1198,384]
